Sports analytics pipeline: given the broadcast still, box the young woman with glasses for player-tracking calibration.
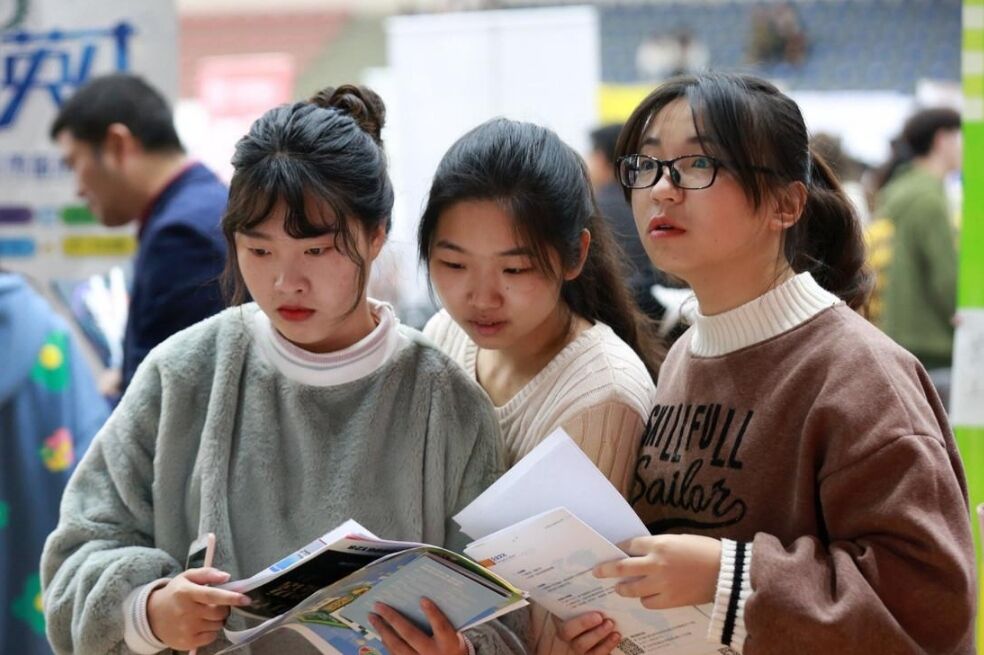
[557,73,974,655]
[419,118,662,655]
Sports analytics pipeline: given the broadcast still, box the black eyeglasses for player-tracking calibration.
[617,153,724,190]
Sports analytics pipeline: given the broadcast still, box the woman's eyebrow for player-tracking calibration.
[433,240,532,257]
[640,135,706,149]
[239,227,271,239]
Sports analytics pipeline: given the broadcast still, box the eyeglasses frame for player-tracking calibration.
[616,153,724,191]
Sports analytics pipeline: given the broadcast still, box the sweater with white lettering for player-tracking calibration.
[41,302,523,655]
[630,273,975,655]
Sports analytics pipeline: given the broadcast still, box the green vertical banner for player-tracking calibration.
[956,1,984,649]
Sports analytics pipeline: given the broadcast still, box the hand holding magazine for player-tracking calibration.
[214,519,527,654]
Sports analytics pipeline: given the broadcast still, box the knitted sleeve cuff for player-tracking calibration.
[122,578,171,654]
[707,539,752,653]
[463,634,476,655]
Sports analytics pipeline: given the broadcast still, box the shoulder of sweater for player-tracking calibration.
[541,322,657,409]
[394,323,485,395]
[422,309,464,346]
[141,305,251,378]
[421,309,473,367]
[572,322,654,379]
[678,306,918,372]
[389,325,497,442]
[804,305,923,365]
[740,307,944,450]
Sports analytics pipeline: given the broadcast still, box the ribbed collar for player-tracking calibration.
[690,272,842,357]
[250,299,405,386]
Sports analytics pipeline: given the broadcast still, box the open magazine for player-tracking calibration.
[215,520,528,654]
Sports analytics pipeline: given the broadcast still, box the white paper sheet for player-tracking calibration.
[465,508,716,655]
[950,308,984,427]
[453,429,648,544]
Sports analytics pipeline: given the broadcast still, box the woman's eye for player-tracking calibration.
[249,248,270,257]
[504,267,531,275]
[305,247,326,256]
[691,156,712,169]
[440,260,465,270]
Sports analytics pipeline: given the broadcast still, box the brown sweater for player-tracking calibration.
[631,276,975,655]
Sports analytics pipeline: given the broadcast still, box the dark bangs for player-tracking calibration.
[221,154,367,307]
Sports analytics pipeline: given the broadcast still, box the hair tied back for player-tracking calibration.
[309,84,386,145]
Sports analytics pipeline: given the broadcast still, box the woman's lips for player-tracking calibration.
[469,320,507,337]
[277,307,315,322]
[647,216,686,238]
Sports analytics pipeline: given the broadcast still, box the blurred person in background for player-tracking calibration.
[588,124,653,286]
[51,73,228,397]
[589,124,687,334]
[747,2,808,67]
[0,269,108,655]
[868,107,961,388]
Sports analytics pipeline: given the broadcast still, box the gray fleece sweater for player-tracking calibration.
[41,304,524,655]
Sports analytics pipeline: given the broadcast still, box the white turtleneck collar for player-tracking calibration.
[250,299,407,386]
[689,272,843,357]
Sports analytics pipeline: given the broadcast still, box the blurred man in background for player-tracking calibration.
[587,124,690,340]
[872,107,961,380]
[52,74,228,396]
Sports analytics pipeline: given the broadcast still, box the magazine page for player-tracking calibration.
[453,428,648,545]
[218,520,427,619]
[465,507,716,655]
[219,545,526,654]
[219,578,379,653]
[286,622,383,655]
[218,519,374,595]
[332,550,526,637]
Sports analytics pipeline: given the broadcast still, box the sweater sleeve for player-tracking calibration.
[560,401,646,496]
[742,434,975,654]
[40,358,184,655]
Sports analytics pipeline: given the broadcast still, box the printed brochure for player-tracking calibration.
[455,429,720,655]
[214,519,527,654]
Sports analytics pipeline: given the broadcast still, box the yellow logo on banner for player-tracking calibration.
[62,235,136,257]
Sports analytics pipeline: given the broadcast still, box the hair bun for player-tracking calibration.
[309,84,386,145]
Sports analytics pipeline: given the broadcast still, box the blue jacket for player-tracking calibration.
[122,163,228,389]
[0,273,109,654]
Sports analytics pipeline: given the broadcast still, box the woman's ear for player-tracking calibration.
[769,181,808,231]
[564,229,592,281]
[367,223,387,261]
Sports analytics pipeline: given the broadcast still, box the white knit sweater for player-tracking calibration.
[425,309,657,655]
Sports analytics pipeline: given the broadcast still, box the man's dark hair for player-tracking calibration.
[589,123,624,166]
[901,107,961,158]
[50,73,184,152]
